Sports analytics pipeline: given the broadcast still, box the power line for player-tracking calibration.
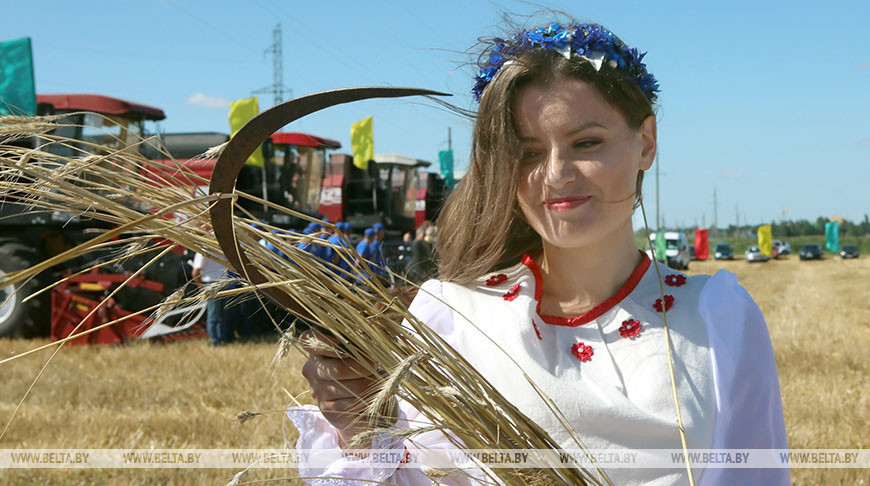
[165,0,260,53]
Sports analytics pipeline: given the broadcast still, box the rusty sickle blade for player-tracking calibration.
[208,87,449,320]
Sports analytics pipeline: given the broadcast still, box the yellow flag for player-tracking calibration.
[758,224,772,256]
[351,116,373,170]
[228,97,264,167]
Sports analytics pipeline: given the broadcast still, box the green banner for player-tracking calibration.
[0,37,36,116]
[439,149,455,190]
[654,231,666,262]
[825,221,839,252]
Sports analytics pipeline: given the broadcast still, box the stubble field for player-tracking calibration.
[1,255,868,485]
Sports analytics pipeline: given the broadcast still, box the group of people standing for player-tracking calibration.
[194,219,411,346]
[398,221,438,283]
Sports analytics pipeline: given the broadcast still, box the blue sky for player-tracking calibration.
[4,0,869,229]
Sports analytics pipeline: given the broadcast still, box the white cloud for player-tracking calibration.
[720,169,744,179]
[185,93,229,109]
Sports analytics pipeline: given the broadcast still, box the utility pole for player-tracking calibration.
[712,187,718,237]
[735,205,740,237]
[655,152,660,230]
[253,23,292,107]
[781,204,792,224]
[448,127,452,150]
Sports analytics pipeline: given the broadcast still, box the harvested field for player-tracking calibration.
[1,256,867,485]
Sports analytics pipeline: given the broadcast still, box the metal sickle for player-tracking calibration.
[208,86,449,317]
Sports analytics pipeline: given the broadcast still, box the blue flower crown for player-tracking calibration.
[473,23,660,103]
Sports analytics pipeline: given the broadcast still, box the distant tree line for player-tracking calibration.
[725,214,870,238]
[642,215,870,238]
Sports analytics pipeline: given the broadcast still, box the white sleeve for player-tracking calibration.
[192,252,203,270]
[286,279,485,485]
[698,270,789,486]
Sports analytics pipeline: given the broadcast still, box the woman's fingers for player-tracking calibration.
[299,330,392,438]
[299,330,344,358]
[302,354,378,382]
[312,377,379,403]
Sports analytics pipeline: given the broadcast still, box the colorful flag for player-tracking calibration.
[654,231,666,262]
[0,37,36,116]
[351,116,373,170]
[228,97,264,166]
[825,221,839,252]
[694,228,709,260]
[758,224,772,256]
[439,149,455,190]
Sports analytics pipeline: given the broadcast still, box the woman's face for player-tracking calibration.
[513,78,656,249]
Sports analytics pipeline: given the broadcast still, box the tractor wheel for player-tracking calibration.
[0,242,50,338]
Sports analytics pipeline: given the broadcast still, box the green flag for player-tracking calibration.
[654,231,666,262]
[438,149,455,190]
[0,37,36,116]
[825,221,839,252]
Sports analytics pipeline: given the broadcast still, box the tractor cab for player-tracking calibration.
[320,152,432,232]
[36,94,165,157]
[260,132,341,223]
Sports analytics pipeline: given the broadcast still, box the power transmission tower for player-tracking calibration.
[655,152,660,230]
[253,23,292,106]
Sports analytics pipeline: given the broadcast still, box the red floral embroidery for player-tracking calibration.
[619,319,642,338]
[503,283,522,301]
[532,320,542,340]
[571,341,594,362]
[653,295,675,312]
[485,273,508,286]
[397,447,411,469]
[664,274,687,287]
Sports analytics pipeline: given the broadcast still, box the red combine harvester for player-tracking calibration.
[145,131,449,283]
[0,94,205,343]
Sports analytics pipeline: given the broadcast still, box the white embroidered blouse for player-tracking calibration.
[287,253,789,485]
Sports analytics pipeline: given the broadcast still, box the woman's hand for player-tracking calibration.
[300,330,395,447]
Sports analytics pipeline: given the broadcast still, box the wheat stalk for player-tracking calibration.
[0,113,610,485]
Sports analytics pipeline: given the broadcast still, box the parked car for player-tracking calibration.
[840,244,859,259]
[713,242,734,260]
[664,231,691,270]
[772,241,782,259]
[774,240,792,255]
[689,245,697,260]
[745,245,770,263]
[799,243,823,260]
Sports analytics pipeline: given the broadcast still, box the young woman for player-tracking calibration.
[291,21,788,485]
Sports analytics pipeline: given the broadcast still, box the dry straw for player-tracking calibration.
[0,113,611,485]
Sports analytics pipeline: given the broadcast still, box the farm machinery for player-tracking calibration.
[0,94,450,341]
[0,93,207,342]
